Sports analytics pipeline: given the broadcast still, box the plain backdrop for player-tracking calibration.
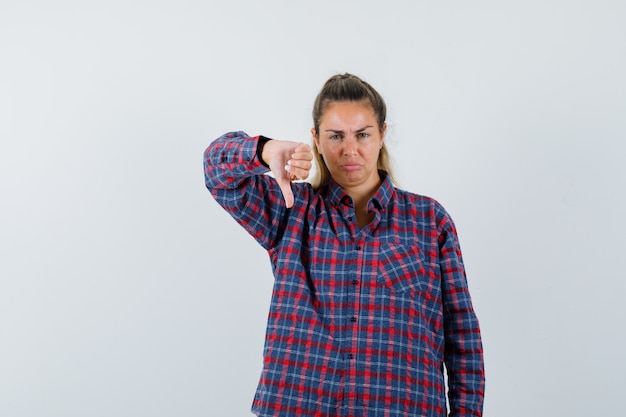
[1,1,625,416]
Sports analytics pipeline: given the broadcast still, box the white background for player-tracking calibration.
[1,1,625,416]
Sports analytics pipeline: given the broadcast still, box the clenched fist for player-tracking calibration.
[261,139,313,208]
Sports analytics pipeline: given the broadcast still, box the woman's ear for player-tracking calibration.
[311,128,321,154]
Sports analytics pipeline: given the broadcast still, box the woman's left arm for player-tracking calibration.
[438,210,486,417]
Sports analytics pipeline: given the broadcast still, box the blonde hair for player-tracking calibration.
[310,73,396,189]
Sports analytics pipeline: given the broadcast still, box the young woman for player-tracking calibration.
[204,73,485,417]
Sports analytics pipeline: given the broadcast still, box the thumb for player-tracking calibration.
[276,175,294,208]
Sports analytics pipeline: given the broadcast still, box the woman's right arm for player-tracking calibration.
[203,131,311,250]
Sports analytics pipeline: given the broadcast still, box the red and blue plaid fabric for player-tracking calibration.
[204,132,485,417]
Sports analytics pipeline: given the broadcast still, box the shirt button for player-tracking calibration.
[350,317,357,322]
[352,279,358,285]
[355,245,361,250]
[348,353,354,359]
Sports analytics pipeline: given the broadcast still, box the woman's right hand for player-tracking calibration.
[261,139,313,208]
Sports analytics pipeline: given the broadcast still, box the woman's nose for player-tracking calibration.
[343,137,357,155]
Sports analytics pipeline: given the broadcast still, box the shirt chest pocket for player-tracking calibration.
[377,243,428,294]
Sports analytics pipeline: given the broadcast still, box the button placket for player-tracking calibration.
[351,242,362,325]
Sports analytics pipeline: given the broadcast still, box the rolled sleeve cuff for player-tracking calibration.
[239,134,271,175]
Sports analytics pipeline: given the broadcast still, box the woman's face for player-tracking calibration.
[313,100,386,193]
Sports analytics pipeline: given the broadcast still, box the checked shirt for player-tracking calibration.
[204,132,485,417]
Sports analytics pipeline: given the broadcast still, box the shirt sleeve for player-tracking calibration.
[203,131,289,250]
[437,209,486,417]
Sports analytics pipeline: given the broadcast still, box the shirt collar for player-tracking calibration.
[324,170,395,211]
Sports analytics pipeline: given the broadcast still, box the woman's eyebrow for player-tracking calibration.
[324,125,374,134]
[355,125,374,133]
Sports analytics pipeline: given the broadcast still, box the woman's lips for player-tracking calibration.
[340,163,362,172]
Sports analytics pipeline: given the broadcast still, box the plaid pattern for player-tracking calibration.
[204,132,485,417]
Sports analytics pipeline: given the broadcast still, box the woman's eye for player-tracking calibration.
[329,134,341,140]
[358,132,370,139]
